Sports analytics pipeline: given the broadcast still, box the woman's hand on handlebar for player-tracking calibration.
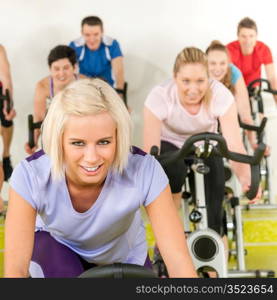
[252,143,271,157]
[242,181,262,204]
[24,142,37,155]
[3,101,16,120]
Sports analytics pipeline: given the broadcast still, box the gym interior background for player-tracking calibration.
[1,0,277,277]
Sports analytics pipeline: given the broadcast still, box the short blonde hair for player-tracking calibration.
[42,78,131,179]
[173,47,211,107]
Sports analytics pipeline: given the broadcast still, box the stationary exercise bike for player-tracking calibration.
[151,132,266,277]
[222,109,275,276]
[246,78,277,208]
[222,154,275,277]
[238,116,274,207]
[247,78,277,124]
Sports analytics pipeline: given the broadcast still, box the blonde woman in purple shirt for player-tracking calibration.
[4,78,196,278]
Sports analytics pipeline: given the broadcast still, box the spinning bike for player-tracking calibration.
[151,132,270,277]
[246,78,277,208]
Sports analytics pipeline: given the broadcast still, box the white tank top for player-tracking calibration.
[145,78,234,148]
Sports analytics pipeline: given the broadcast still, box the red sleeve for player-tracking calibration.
[259,42,273,65]
[226,41,239,64]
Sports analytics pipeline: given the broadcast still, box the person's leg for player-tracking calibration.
[1,125,13,181]
[0,163,5,215]
[143,255,153,270]
[0,87,14,181]
[0,96,14,181]
[30,231,87,278]
[1,125,13,158]
[160,141,187,210]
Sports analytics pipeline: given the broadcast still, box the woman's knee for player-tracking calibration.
[31,231,85,278]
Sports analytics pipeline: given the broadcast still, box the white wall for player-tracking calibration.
[1,0,277,199]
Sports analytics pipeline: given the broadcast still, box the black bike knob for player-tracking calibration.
[196,163,210,174]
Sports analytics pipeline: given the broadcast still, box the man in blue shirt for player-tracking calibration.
[69,16,125,93]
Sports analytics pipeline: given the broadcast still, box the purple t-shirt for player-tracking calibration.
[10,147,168,266]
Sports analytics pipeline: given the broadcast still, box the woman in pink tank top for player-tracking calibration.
[143,47,260,240]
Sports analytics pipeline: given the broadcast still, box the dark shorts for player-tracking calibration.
[160,140,225,236]
[0,86,13,128]
[30,231,152,278]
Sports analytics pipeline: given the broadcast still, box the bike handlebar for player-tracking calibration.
[239,117,267,134]
[28,114,42,149]
[78,263,156,278]
[115,82,128,107]
[151,132,266,200]
[0,88,13,114]
[239,117,267,143]
[248,78,277,96]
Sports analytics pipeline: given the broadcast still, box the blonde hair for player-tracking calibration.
[173,47,211,106]
[42,78,131,179]
[206,40,235,94]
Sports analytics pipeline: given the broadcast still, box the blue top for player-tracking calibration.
[10,147,168,266]
[69,35,123,87]
[230,63,242,85]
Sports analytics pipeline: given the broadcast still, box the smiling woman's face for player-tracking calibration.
[174,63,209,105]
[63,112,117,188]
[49,58,76,86]
[207,50,229,82]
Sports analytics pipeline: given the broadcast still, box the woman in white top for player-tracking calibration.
[143,47,260,237]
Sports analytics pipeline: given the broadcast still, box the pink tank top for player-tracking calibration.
[145,79,234,148]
